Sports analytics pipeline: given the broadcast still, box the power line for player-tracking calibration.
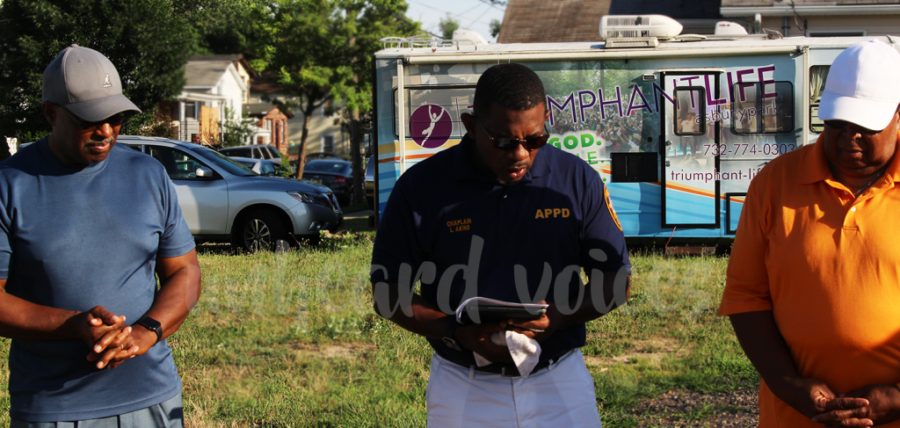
[408,0,497,25]
[477,0,506,12]
[457,2,486,18]
[466,3,492,30]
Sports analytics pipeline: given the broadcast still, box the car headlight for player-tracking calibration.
[287,191,333,209]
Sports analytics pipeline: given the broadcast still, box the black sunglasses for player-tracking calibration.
[476,118,549,151]
[56,104,124,131]
[824,119,879,134]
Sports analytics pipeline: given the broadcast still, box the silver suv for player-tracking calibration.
[118,136,342,251]
[219,144,281,160]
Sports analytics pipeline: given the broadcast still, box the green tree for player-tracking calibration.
[219,107,258,148]
[0,0,195,153]
[439,13,459,40]
[176,0,266,55]
[490,19,502,38]
[250,0,418,186]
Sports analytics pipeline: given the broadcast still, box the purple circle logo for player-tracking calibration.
[410,104,452,149]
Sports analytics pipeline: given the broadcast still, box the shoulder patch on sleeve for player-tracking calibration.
[604,185,623,231]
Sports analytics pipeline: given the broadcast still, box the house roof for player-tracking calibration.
[243,102,294,119]
[497,0,612,44]
[184,60,234,88]
[184,54,257,89]
[188,55,257,76]
[609,0,721,19]
[250,75,283,95]
[497,0,723,43]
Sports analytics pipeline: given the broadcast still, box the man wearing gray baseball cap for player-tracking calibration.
[0,45,201,427]
[721,39,900,427]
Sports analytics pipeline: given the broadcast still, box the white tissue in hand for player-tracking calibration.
[471,330,542,378]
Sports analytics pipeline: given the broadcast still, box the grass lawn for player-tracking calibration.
[0,237,759,427]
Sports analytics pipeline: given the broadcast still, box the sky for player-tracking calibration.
[404,0,507,43]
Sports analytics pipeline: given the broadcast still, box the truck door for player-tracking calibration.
[660,71,720,228]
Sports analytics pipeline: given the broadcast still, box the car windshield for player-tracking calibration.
[306,160,348,174]
[188,146,257,176]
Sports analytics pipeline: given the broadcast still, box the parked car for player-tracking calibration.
[302,158,355,206]
[231,157,292,177]
[118,136,342,251]
[305,152,337,162]
[365,155,375,209]
[219,144,281,160]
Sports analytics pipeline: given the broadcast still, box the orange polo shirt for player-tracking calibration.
[720,134,900,427]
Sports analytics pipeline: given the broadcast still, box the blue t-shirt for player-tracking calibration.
[371,135,630,367]
[0,138,195,422]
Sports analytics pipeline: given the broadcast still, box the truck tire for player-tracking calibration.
[234,209,289,252]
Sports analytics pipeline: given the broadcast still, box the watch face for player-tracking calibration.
[141,318,161,330]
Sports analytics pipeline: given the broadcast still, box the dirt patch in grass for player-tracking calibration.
[585,337,692,368]
[291,341,376,359]
[627,389,759,427]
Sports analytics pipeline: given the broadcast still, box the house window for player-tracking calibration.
[322,134,335,153]
[184,102,197,120]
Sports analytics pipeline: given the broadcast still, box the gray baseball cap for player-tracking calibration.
[42,45,141,122]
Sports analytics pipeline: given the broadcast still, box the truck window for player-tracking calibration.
[809,66,830,133]
[731,81,794,134]
[674,87,706,136]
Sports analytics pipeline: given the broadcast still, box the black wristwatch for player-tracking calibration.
[442,322,461,351]
[136,316,163,343]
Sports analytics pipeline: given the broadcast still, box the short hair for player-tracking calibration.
[473,63,547,118]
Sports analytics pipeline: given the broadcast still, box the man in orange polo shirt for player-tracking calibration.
[720,39,900,427]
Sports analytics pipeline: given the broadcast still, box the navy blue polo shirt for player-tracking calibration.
[371,135,630,367]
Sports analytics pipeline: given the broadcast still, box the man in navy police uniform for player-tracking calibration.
[372,63,631,427]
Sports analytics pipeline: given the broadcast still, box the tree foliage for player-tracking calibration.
[0,0,195,147]
[439,13,459,40]
[249,0,418,178]
[489,19,502,38]
[176,0,265,55]
[220,107,258,148]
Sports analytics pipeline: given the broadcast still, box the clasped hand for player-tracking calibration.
[71,306,155,370]
[787,377,900,426]
[454,302,565,363]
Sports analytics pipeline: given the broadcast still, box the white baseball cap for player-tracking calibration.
[818,39,900,131]
[42,45,141,122]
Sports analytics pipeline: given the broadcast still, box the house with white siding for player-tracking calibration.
[249,76,347,161]
[163,55,255,144]
[720,0,900,37]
